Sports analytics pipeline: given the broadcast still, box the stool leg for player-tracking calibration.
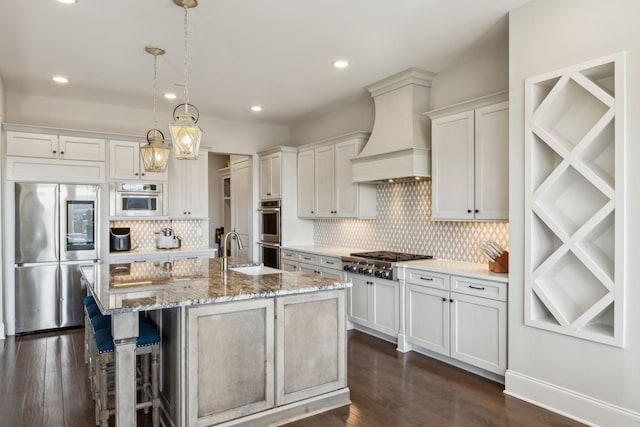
[99,354,110,427]
[151,346,160,427]
[142,353,150,414]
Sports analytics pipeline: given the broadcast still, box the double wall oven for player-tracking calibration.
[258,200,281,268]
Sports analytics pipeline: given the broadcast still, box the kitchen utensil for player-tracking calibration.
[480,240,500,261]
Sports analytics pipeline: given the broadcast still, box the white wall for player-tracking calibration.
[5,92,290,155]
[0,74,4,339]
[430,23,509,109]
[289,93,374,146]
[507,1,640,425]
[289,32,508,146]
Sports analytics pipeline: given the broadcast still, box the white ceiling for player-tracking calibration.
[0,0,528,127]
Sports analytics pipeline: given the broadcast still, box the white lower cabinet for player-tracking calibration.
[280,249,344,280]
[404,268,507,375]
[347,273,399,337]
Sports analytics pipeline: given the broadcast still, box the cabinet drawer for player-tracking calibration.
[319,256,340,270]
[281,250,298,260]
[406,269,450,290]
[451,275,507,301]
[297,253,318,264]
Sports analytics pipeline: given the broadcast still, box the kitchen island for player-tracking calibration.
[81,257,351,427]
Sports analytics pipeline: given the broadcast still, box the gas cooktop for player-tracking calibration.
[349,251,433,262]
[341,251,433,280]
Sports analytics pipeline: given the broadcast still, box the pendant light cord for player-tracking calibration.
[153,52,159,137]
[183,5,190,115]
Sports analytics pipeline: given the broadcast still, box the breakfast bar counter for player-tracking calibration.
[81,258,351,427]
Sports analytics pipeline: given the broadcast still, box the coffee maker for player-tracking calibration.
[110,227,131,252]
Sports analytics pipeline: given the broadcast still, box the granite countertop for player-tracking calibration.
[81,257,350,315]
[281,245,371,258]
[109,246,216,257]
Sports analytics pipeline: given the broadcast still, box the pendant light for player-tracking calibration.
[169,0,203,160]
[141,46,171,172]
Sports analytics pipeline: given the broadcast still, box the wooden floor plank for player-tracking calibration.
[0,328,585,427]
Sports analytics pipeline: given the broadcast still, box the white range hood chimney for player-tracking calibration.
[352,68,435,183]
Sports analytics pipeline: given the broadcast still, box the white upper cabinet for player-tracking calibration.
[7,131,105,162]
[296,132,376,219]
[297,149,316,218]
[259,152,282,200]
[314,145,335,217]
[427,93,509,221]
[109,140,168,181]
[168,154,208,219]
[5,129,106,183]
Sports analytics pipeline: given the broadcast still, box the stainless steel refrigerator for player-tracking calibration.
[14,183,100,334]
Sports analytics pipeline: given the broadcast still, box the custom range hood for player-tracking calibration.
[352,68,435,183]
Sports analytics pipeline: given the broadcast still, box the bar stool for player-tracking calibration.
[83,296,160,427]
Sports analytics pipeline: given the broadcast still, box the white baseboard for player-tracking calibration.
[505,370,640,427]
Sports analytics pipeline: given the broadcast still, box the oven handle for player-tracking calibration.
[258,242,281,248]
[257,208,280,212]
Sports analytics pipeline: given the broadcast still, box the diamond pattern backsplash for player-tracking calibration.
[314,180,509,263]
[110,219,208,249]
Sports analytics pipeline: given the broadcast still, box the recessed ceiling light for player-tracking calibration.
[52,76,69,84]
[333,59,349,69]
[57,0,77,4]
[250,105,262,112]
[164,92,177,100]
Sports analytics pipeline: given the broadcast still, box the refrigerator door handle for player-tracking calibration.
[55,186,60,261]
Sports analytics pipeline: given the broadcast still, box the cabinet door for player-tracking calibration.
[406,284,450,356]
[259,153,282,200]
[185,155,209,217]
[474,102,509,221]
[259,155,272,199]
[297,149,316,218]
[109,140,141,180]
[314,145,335,217]
[187,299,274,425]
[347,275,372,326]
[334,139,359,218]
[372,279,399,336]
[231,158,251,259]
[431,111,475,220]
[450,292,506,374]
[6,131,58,159]
[298,262,317,275]
[276,291,346,405]
[59,136,105,161]
[110,140,167,181]
[281,259,298,272]
[168,156,188,218]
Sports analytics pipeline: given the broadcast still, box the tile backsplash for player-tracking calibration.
[110,219,208,249]
[314,180,509,263]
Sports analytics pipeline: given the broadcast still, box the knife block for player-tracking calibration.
[488,251,509,273]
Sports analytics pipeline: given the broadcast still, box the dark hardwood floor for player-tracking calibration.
[0,328,584,427]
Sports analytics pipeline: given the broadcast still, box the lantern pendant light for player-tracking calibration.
[141,46,171,172]
[169,0,203,160]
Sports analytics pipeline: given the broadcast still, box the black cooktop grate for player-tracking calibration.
[349,251,433,262]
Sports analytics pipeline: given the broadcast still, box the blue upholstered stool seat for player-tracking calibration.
[93,317,161,354]
[83,295,97,308]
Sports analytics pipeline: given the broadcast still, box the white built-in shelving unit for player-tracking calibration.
[524,52,625,346]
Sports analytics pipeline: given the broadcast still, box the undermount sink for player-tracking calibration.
[229,265,283,275]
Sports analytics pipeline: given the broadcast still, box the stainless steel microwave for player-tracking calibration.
[109,182,168,217]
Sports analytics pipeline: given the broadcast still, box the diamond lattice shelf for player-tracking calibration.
[524,53,625,347]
